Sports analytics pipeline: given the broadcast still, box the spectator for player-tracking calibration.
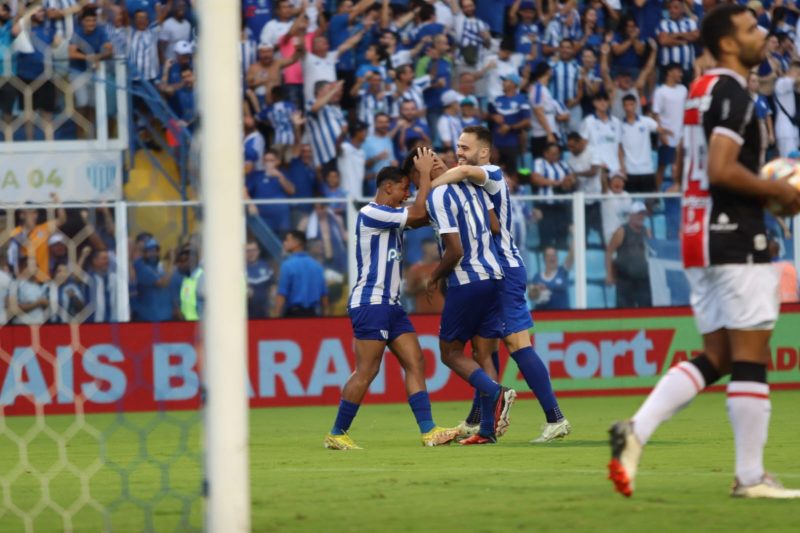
[300,202,348,274]
[620,94,667,193]
[132,238,174,322]
[606,201,652,308]
[551,38,583,131]
[15,5,59,141]
[578,47,603,116]
[482,36,522,102]
[167,246,192,320]
[459,94,481,127]
[244,113,266,192]
[47,233,69,278]
[543,0,583,56]
[125,0,161,24]
[158,39,193,109]
[328,0,377,111]
[85,248,118,323]
[321,169,347,215]
[451,0,491,77]
[128,9,160,87]
[489,73,530,172]
[363,112,398,184]
[0,249,10,324]
[252,149,296,234]
[246,240,275,319]
[8,195,66,281]
[565,131,603,241]
[656,0,698,82]
[600,39,656,121]
[394,99,432,160]
[173,64,196,128]
[773,60,800,157]
[338,120,368,196]
[405,237,445,314]
[9,256,50,325]
[247,43,303,108]
[611,15,648,73]
[277,10,310,109]
[437,89,463,152]
[749,71,775,155]
[601,172,632,244]
[528,62,559,158]
[273,230,328,317]
[509,0,542,57]
[45,0,84,41]
[630,0,665,41]
[158,0,191,62]
[579,6,604,51]
[580,91,622,180]
[260,0,294,47]
[242,0,273,42]
[286,143,319,223]
[529,245,574,310]
[179,258,204,321]
[307,79,347,171]
[68,5,113,138]
[354,70,393,135]
[264,86,301,164]
[532,142,575,250]
[416,32,453,132]
[652,62,687,189]
[302,29,364,105]
[392,63,429,114]
[49,261,86,324]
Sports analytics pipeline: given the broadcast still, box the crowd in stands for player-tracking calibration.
[3,0,800,323]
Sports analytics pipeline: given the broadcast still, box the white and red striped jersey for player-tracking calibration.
[681,68,769,268]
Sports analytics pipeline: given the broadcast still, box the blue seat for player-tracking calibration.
[586,249,606,282]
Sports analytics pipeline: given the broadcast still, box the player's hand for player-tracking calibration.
[414,147,436,177]
[771,179,800,216]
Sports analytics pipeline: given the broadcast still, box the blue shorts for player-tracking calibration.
[440,279,503,342]
[499,266,534,337]
[658,145,676,167]
[348,304,415,342]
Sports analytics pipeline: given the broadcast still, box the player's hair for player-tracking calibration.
[664,62,682,73]
[531,62,551,81]
[622,94,637,104]
[376,166,407,188]
[285,230,306,247]
[80,5,99,19]
[702,4,749,60]
[400,147,422,176]
[461,125,492,149]
[566,131,583,142]
[419,3,434,21]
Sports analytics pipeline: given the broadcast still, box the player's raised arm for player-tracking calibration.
[406,148,435,228]
[430,165,488,188]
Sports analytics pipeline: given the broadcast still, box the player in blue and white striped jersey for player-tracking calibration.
[423,141,516,445]
[325,149,458,451]
[432,125,571,444]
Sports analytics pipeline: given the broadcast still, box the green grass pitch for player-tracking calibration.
[1,392,799,532]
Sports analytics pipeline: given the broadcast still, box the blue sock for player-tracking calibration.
[331,399,360,435]
[466,352,500,425]
[469,369,501,436]
[511,346,563,423]
[408,391,436,433]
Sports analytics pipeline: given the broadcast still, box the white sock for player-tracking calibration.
[726,381,770,486]
[632,362,705,445]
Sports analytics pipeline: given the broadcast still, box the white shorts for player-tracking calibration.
[686,264,780,334]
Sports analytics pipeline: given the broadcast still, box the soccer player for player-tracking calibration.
[324,148,458,450]
[608,4,800,499]
[431,125,571,443]
[423,140,517,446]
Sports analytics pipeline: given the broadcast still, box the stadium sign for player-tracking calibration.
[2,306,800,415]
[0,150,122,202]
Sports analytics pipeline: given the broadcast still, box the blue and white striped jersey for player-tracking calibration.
[306,101,346,167]
[348,203,409,309]
[357,90,394,135]
[240,38,258,83]
[128,28,159,81]
[550,59,580,105]
[657,16,698,69]
[426,182,504,287]
[394,75,430,114]
[267,100,296,145]
[475,165,524,270]
[533,158,571,200]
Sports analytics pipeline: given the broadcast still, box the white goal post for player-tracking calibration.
[197,1,250,531]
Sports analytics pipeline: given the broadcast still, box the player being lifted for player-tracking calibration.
[325,148,459,450]
[418,141,517,445]
[431,125,571,443]
[608,4,800,498]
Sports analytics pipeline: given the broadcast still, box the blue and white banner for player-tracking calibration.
[0,150,123,203]
[647,238,691,306]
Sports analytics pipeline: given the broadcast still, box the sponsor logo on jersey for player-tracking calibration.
[387,248,402,262]
[709,212,738,232]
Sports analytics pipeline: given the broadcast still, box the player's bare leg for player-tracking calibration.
[324,340,385,449]
[389,333,458,446]
[608,330,727,496]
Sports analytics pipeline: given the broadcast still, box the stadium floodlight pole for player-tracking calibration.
[197,1,250,532]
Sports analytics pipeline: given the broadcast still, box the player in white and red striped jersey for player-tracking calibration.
[608,4,800,500]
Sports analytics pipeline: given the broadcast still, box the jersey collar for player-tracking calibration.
[706,67,746,89]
